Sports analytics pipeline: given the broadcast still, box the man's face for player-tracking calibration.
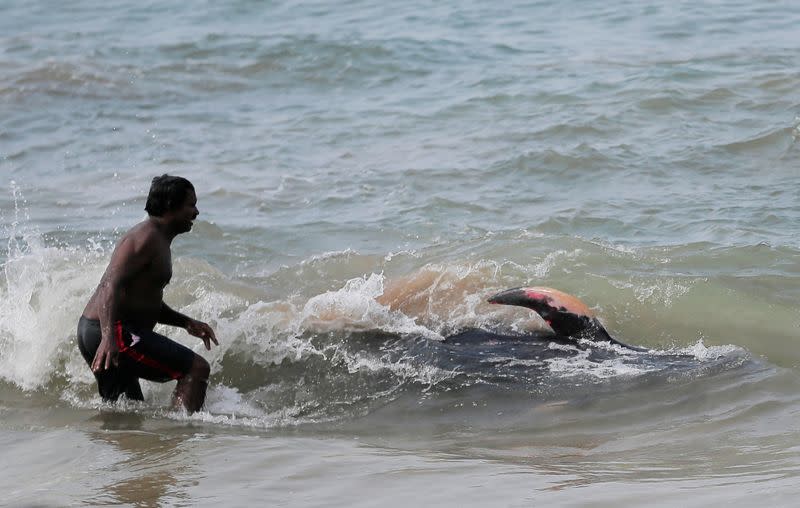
[171,189,199,233]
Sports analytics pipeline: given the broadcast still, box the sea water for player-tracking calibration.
[2,0,800,506]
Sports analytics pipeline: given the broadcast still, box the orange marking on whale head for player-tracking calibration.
[523,287,595,318]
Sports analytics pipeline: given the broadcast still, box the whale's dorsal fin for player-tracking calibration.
[487,287,644,351]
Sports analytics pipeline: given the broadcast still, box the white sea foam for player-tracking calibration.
[667,339,742,360]
[301,273,442,340]
[526,249,583,278]
[328,344,455,388]
[302,248,357,265]
[0,232,106,389]
[544,347,656,380]
[608,277,691,307]
[204,385,266,419]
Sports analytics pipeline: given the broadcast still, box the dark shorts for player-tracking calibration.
[77,316,196,401]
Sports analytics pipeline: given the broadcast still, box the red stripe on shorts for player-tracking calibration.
[114,321,184,380]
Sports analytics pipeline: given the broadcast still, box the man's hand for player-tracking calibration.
[186,319,219,350]
[92,337,120,372]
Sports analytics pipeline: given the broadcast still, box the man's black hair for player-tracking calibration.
[145,175,195,217]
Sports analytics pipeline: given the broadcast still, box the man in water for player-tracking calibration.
[77,175,218,413]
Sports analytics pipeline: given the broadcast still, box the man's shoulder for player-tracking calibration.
[119,220,166,253]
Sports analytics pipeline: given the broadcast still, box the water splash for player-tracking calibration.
[0,183,107,389]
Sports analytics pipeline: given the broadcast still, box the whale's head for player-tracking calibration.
[488,286,643,350]
[488,287,594,323]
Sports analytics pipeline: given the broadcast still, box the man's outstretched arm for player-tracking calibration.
[159,303,219,350]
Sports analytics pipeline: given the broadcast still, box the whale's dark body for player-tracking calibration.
[394,287,698,388]
[358,288,734,407]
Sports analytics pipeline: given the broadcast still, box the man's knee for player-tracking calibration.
[190,354,210,381]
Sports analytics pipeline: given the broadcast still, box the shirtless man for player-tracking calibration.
[77,175,218,413]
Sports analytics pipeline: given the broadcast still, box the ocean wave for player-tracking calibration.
[492,146,613,177]
[717,125,797,157]
[1,34,459,100]
[151,34,452,87]
[756,72,800,93]
[1,60,137,100]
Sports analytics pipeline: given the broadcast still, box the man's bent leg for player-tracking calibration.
[117,324,201,410]
[173,354,210,413]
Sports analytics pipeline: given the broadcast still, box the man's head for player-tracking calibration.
[145,175,195,217]
[145,175,198,233]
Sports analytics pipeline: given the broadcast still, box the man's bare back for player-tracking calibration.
[77,175,218,413]
[83,220,174,330]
